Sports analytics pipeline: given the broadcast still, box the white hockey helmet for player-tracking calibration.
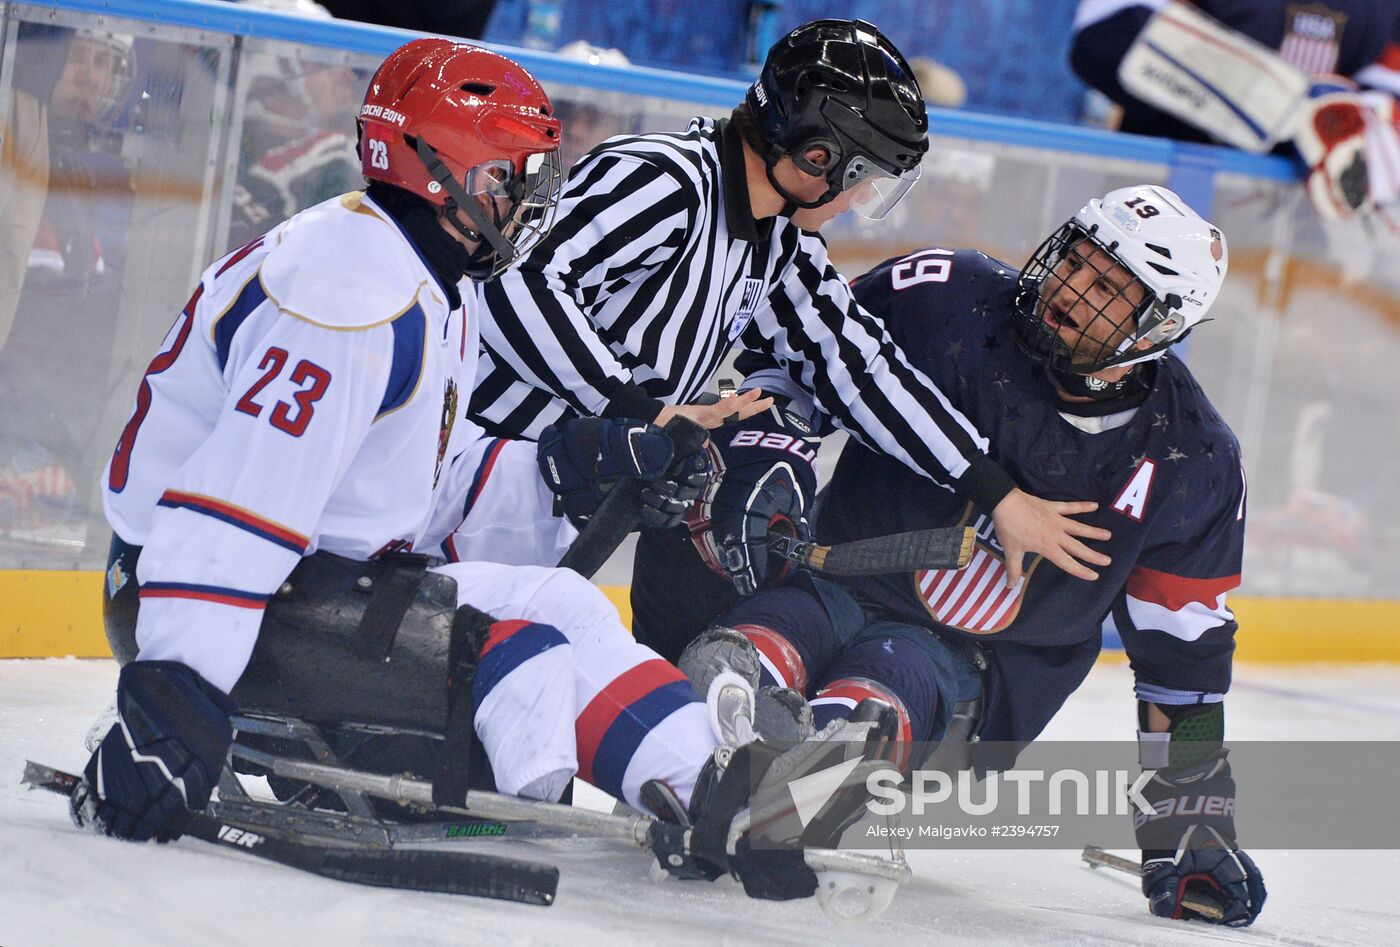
[1015,184,1228,377]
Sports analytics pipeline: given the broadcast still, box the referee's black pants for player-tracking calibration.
[629,524,739,664]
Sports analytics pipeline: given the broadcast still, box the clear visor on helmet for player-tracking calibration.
[840,154,921,220]
[464,148,564,278]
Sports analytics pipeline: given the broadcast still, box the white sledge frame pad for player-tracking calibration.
[1118,0,1311,153]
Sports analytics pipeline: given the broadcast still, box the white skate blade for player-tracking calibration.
[815,868,899,923]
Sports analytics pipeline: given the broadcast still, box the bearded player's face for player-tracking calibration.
[1037,241,1148,371]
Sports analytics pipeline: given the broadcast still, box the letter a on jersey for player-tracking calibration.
[1112,458,1157,522]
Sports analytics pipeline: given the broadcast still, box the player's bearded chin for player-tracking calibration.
[1038,283,1138,372]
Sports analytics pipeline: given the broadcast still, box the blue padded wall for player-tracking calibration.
[484,0,1088,123]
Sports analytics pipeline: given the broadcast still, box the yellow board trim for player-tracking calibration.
[2,571,1397,662]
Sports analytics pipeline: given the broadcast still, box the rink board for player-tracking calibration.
[3,569,1397,662]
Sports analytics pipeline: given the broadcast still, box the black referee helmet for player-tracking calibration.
[746,19,929,218]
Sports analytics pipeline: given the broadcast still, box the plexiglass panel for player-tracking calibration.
[0,0,1395,599]
[0,4,233,567]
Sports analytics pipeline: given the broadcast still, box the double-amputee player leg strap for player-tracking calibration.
[350,552,431,661]
[433,603,494,808]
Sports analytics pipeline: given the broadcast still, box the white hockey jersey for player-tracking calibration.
[419,428,576,569]
[105,191,487,691]
[101,191,711,809]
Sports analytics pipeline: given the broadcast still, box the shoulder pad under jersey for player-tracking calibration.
[258,192,441,330]
[856,248,1016,321]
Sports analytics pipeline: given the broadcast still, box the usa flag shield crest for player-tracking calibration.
[1280,3,1346,76]
[914,513,1030,634]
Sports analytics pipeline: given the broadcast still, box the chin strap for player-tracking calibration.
[413,137,517,275]
[763,149,842,212]
[1046,361,1156,404]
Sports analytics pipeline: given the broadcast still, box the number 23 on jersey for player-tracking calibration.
[234,347,332,437]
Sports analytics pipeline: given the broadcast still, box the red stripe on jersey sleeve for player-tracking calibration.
[1378,42,1400,72]
[478,619,533,660]
[159,490,310,552]
[215,236,266,277]
[1126,566,1239,611]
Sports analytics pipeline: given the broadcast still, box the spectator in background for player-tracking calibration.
[228,0,367,247]
[28,31,134,286]
[909,56,967,109]
[551,40,635,168]
[0,28,137,539]
[229,56,367,246]
[1071,0,1400,220]
[0,25,68,358]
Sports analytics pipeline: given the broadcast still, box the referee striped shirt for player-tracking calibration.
[472,116,1015,509]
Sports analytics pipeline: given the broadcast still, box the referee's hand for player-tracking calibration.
[993,489,1111,585]
[655,388,774,430]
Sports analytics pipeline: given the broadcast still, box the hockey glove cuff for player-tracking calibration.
[537,417,676,527]
[72,660,235,842]
[1134,753,1266,926]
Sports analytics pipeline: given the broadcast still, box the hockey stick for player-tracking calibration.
[1080,845,1224,920]
[557,415,709,579]
[226,743,912,885]
[768,526,976,576]
[23,761,559,906]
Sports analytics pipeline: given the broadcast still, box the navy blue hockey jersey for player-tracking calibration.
[814,249,1247,705]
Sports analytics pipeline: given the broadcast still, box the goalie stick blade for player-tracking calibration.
[22,761,559,906]
[22,760,81,795]
[773,526,975,577]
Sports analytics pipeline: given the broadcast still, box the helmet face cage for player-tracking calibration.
[479,147,563,278]
[417,138,563,281]
[1014,223,1181,375]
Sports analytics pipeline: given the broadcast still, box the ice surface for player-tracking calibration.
[3,658,1398,946]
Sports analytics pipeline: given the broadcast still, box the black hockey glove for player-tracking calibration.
[685,406,819,595]
[537,417,710,529]
[640,442,713,530]
[71,661,235,842]
[1134,753,1267,927]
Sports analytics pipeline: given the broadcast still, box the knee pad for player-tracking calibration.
[812,676,915,745]
[717,581,840,675]
[813,676,917,771]
[730,623,809,693]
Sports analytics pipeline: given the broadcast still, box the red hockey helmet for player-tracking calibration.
[358,38,563,278]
